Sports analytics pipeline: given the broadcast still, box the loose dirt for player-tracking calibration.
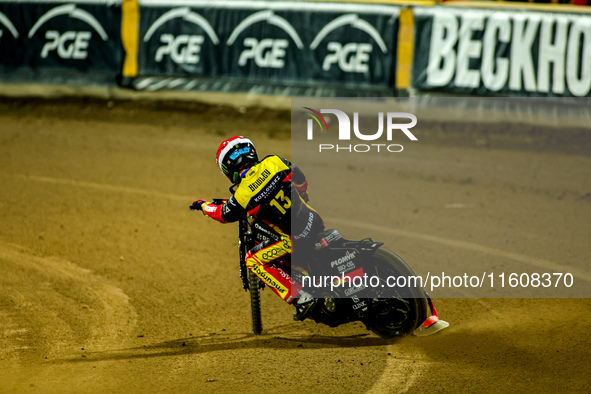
[0,97,589,393]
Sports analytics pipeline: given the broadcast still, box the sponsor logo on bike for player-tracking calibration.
[314,229,342,249]
[253,222,276,237]
[344,285,365,296]
[248,169,271,192]
[256,234,270,242]
[227,10,304,69]
[144,7,219,65]
[28,4,108,60]
[352,300,367,310]
[282,237,292,252]
[277,267,297,284]
[261,246,283,261]
[302,107,417,153]
[330,251,357,268]
[295,212,315,240]
[253,266,287,294]
[310,14,388,74]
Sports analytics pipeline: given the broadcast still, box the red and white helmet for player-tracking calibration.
[216,136,258,183]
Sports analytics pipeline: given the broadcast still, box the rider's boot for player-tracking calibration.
[413,302,449,336]
[292,291,316,321]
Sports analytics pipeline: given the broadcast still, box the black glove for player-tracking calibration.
[190,199,208,211]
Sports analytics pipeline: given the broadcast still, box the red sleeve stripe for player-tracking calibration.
[203,203,227,223]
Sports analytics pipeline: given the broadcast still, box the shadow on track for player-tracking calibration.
[54,327,399,365]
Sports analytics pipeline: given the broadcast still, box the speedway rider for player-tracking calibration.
[190,136,324,321]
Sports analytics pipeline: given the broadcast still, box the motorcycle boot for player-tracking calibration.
[293,291,316,321]
[413,302,449,336]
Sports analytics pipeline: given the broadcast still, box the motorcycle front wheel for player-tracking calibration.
[248,270,263,335]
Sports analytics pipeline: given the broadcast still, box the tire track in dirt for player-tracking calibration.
[6,173,193,202]
[6,172,587,392]
[2,173,433,390]
[0,240,138,389]
[0,240,138,350]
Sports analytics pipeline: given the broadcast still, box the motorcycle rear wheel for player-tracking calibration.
[363,247,430,338]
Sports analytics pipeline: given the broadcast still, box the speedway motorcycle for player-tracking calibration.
[206,197,448,339]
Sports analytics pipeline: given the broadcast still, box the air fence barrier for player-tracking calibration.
[0,0,590,98]
[0,0,124,86]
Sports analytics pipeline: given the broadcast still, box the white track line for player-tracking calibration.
[7,173,193,202]
[367,358,425,394]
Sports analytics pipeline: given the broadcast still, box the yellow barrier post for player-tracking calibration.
[121,0,139,78]
[396,8,415,90]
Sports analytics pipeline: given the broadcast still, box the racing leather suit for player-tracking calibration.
[200,155,324,303]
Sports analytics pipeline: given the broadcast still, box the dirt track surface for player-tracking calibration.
[0,97,589,393]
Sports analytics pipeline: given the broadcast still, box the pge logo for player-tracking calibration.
[303,107,417,153]
[0,11,19,44]
[28,4,108,59]
[310,14,388,73]
[239,38,288,68]
[144,7,219,65]
[227,10,304,69]
[155,34,204,63]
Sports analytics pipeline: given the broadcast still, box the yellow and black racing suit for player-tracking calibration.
[201,155,324,303]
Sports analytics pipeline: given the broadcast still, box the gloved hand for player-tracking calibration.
[190,199,209,211]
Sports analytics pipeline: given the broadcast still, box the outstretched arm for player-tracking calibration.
[190,197,246,223]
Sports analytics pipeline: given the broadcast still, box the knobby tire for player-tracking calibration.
[365,247,430,338]
[248,270,263,335]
